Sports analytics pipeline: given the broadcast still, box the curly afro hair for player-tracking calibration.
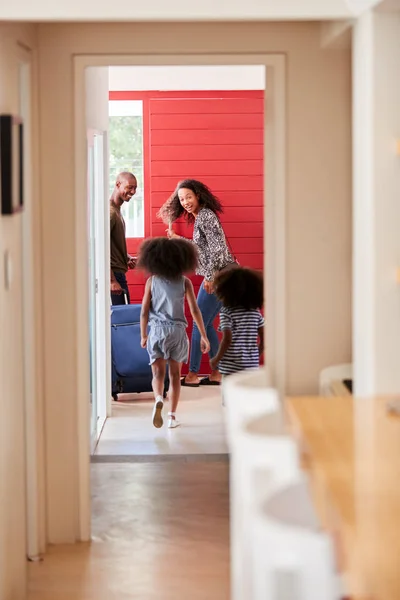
[214,266,263,310]
[157,179,223,225]
[137,237,198,280]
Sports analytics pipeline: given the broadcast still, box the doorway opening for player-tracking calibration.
[74,53,285,542]
[86,64,266,459]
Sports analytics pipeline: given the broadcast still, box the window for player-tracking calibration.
[109,100,144,237]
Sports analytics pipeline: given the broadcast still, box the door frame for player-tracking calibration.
[87,127,109,450]
[74,53,286,541]
[18,43,47,559]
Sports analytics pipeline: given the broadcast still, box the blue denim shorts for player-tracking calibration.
[147,324,189,365]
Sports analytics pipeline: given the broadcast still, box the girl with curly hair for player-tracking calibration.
[210,267,264,382]
[158,179,236,388]
[138,237,210,429]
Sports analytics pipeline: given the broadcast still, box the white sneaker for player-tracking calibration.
[152,397,164,428]
[168,417,180,429]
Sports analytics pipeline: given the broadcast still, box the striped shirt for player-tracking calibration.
[218,306,264,375]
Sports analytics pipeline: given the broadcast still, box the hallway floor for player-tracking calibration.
[95,385,227,457]
[28,460,230,599]
[28,386,230,599]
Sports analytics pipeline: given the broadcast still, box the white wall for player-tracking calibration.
[0,22,39,600]
[109,65,265,91]
[0,0,383,21]
[353,10,400,395]
[86,67,109,130]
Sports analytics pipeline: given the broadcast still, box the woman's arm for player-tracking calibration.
[184,278,210,353]
[166,226,194,243]
[166,227,183,239]
[140,278,152,347]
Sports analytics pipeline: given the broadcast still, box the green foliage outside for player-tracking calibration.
[109,115,144,237]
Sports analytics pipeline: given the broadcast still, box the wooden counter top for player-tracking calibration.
[285,395,400,600]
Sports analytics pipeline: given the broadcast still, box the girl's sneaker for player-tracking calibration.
[168,413,180,429]
[152,396,164,428]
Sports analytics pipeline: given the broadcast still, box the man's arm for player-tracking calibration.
[110,209,123,293]
[127,255,137,269]
[140,278,152,347]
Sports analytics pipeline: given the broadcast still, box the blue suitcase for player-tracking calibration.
[111,302,169,400]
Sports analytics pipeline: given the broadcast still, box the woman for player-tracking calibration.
[158,179,235,387]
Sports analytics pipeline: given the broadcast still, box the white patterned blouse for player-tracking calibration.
[192,208,234,282]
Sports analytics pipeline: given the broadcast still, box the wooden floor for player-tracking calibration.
[28,461,230,599]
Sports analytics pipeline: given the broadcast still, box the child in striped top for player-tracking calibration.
[210,267,264,378]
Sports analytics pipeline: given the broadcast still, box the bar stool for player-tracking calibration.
[233,410,300,600]
[222,367,275,449]
[223,369,289,600]
[251,479,339,600]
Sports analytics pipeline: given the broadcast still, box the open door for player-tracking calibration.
[87,129,109,450]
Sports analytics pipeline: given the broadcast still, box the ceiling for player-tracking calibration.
[0,0,387,22]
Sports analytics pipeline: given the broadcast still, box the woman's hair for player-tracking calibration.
[214,266,263,310]
[137,237,198,280]
[157,179,223,224]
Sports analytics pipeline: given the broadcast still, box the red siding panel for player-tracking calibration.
[151,112,262,131]
[151,176,263,193]
[151,160,263,177]
[122,90,264,376]
[150,98,263,114]
[220,206,264,222]
[151,144,263,161]
[151,129,263,146]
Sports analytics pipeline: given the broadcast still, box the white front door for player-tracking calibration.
[88,130,108,450]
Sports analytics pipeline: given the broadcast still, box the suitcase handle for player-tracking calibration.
[110,291,129,304]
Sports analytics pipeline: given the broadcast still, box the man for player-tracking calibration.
[110,171,137,305]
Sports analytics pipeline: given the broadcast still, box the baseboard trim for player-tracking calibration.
[91,453,229,464]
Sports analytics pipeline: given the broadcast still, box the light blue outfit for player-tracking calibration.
[147,276,189,365]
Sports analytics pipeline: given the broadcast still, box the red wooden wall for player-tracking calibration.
[110,90,264,374]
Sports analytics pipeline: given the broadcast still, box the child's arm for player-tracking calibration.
[184,278,210,354]
[258,312,265,357]
[140,278,152,348]
[258,326,264,357]
[210,329,232,371]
